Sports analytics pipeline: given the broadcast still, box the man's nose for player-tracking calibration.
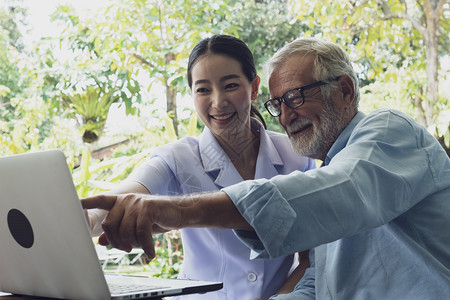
[279,102,298,126]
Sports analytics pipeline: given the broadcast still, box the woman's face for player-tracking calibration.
[190,54,259,140]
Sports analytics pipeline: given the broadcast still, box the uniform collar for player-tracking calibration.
[199,118,284,187]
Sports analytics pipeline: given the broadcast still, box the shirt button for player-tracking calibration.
[247,272,257,282]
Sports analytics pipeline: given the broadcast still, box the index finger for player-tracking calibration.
[81,194,117,211]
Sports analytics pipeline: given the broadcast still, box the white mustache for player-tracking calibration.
[286,120,312,134]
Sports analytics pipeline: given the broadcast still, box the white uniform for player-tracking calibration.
[130,119,315,300]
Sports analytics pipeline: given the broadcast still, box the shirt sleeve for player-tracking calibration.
[223,110,437,258]
[127,156,179,195]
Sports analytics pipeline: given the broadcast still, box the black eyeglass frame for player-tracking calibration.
[264,78,339,117]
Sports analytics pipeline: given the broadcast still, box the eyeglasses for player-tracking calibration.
[264,78,339,117]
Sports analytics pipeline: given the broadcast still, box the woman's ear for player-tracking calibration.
[251,75,261,101]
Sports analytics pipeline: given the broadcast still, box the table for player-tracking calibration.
[0,292,165,299]
[0,293,42,299]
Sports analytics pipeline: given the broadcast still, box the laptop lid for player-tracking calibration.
[0,150,222,299]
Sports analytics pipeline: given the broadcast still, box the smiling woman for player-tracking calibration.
[84,34,316,300]
[190,54,259,156]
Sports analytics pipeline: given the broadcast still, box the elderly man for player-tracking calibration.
[83,38,450,299]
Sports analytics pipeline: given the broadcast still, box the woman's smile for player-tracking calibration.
[211,112,236,121]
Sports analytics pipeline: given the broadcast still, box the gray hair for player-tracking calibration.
[265,38,360,107]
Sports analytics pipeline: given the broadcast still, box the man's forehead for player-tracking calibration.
[268,54,315,97]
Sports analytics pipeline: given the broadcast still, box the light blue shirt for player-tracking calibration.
[129,119,316,300]
[224,109,450,299]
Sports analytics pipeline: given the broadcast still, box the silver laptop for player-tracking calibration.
[0,150,222,299]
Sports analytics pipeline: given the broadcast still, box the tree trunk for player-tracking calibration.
[166,83,179,137]
[423,0,449,156]
[164,52,179,137]
[422,0,440,127]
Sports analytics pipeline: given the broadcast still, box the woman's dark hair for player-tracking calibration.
[187,34,266,129]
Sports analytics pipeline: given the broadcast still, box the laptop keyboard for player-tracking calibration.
[108,282,167,295]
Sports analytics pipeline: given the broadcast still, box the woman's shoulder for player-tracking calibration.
[152,136,200,159]
[159,136,199,149]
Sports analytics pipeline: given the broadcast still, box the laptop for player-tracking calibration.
[0,150,222,299]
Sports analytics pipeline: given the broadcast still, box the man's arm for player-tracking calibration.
[81,190,253,259]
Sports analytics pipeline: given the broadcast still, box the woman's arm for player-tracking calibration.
[275,250,310,294]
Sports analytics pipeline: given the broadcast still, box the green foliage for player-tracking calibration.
[226,0,309,132]
[0,3,29,101]
[288,0,436,80]
[0,2,25,51]
[230,0,307,69]
[359,67,416,116]
[61,85,120,143]
[287,0,449,153]
[0,97,46,154]
[71,110,189,196]
[0,84,10,97]
[73,147,151,197]
[32,4,143,142]
[150,233,182,278]
[1,96,58,153]
[0,94,85,165]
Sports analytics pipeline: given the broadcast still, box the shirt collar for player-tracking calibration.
[254,121,284,178]
[199,118,284,186]
[324,111,366,166]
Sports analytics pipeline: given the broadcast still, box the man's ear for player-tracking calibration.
[338,75,355,106]
[251,75,261,101]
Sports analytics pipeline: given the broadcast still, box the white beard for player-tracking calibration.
[288,99,348,160]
